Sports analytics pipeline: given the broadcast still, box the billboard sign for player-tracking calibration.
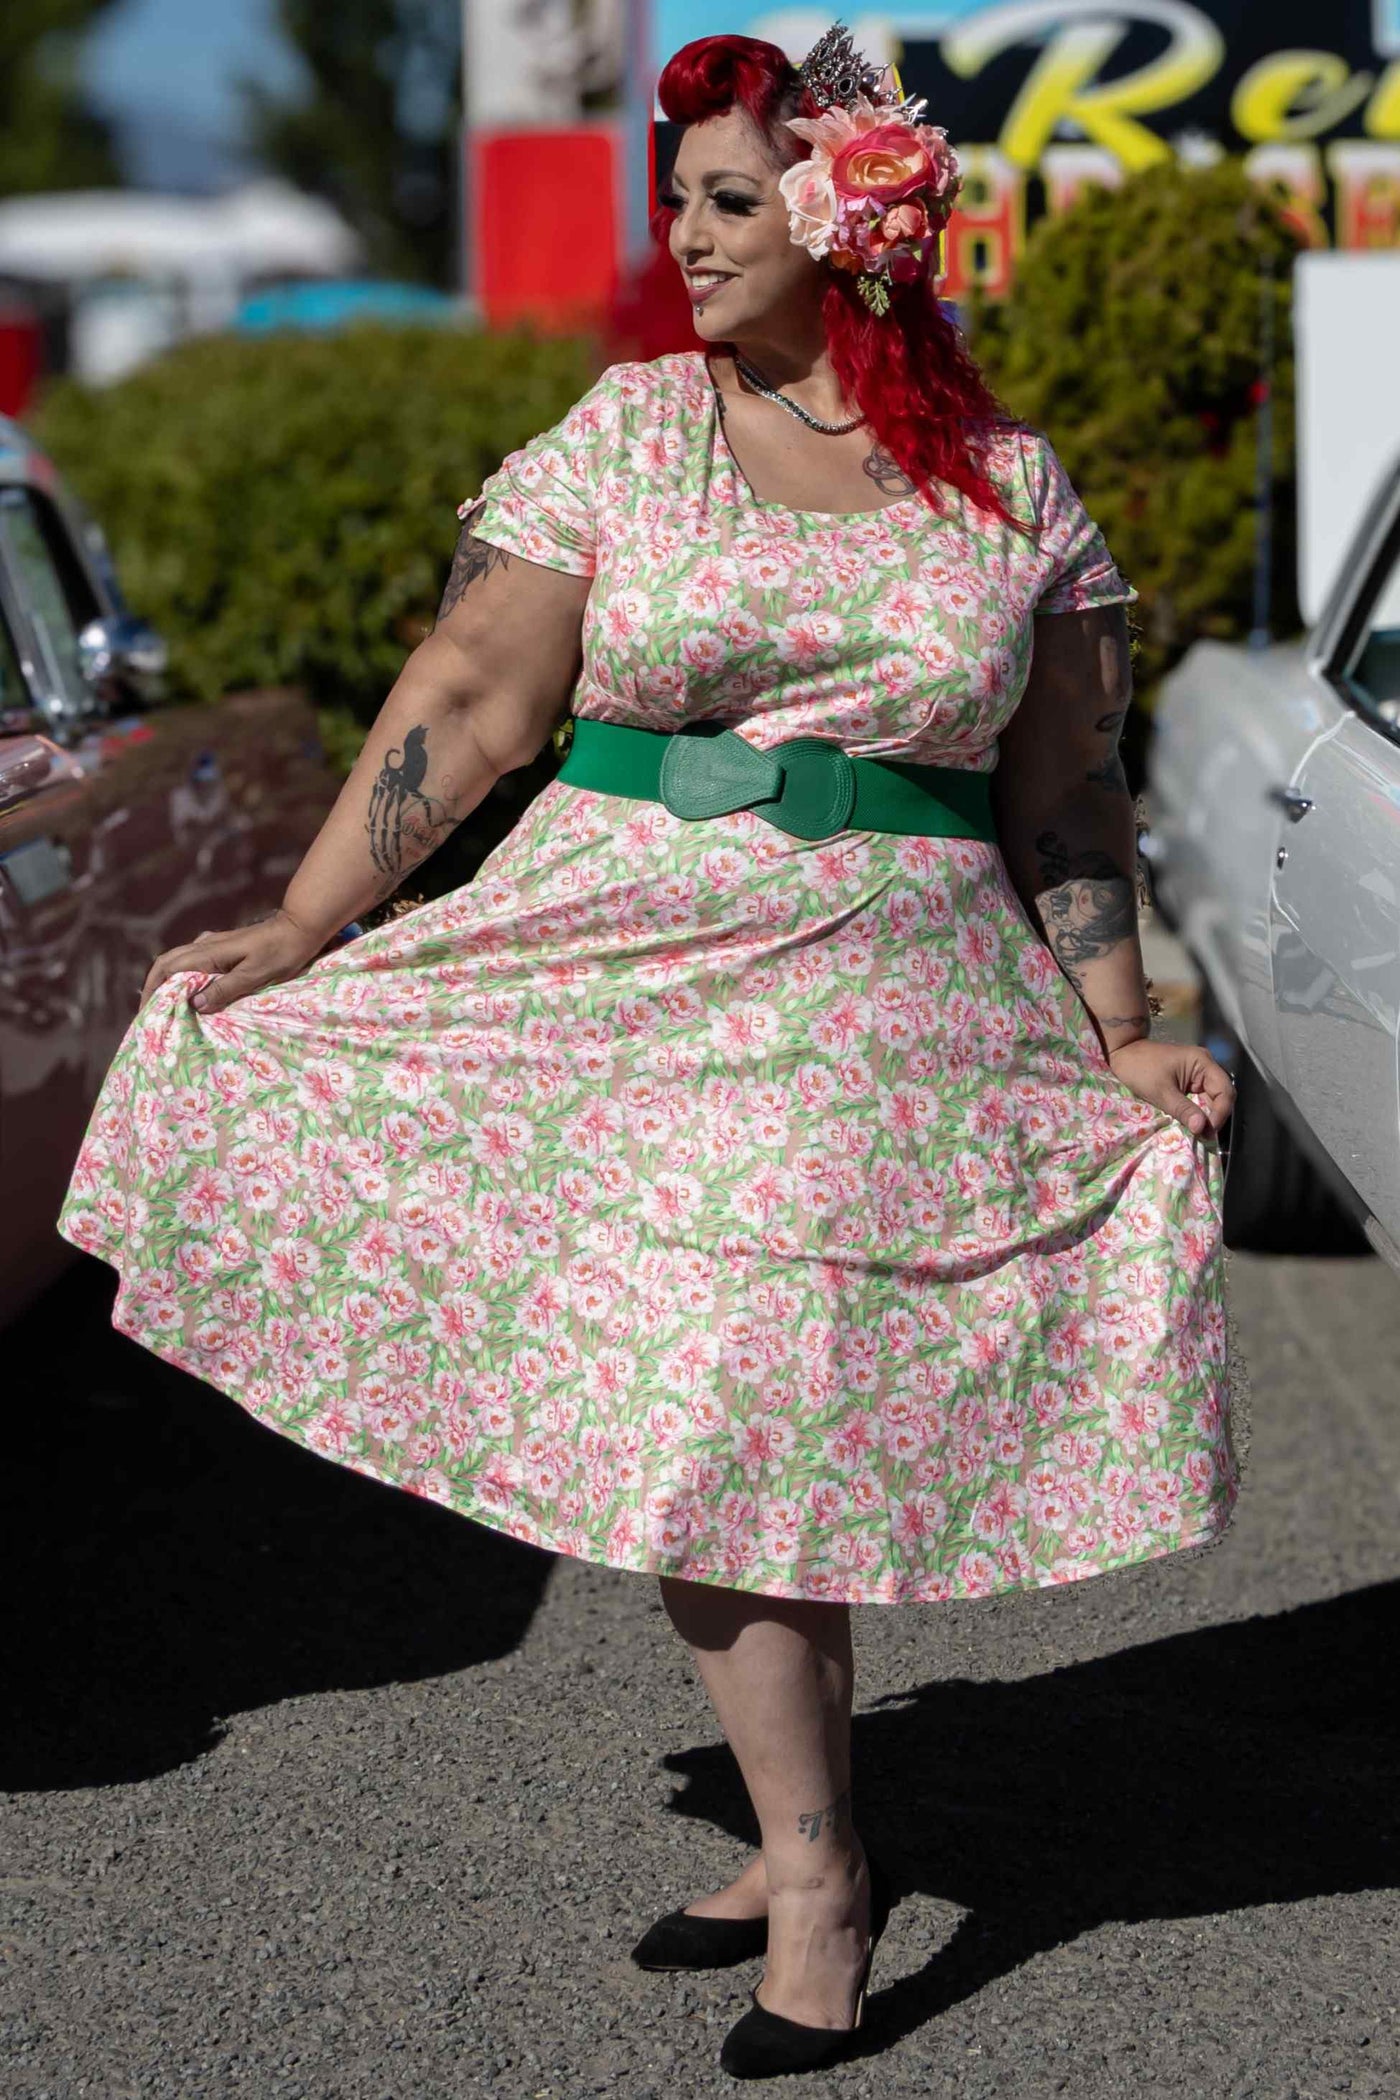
[652,2,1400,293]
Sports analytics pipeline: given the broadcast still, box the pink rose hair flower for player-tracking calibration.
[778,81,962,314]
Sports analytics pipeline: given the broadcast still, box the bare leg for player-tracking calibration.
[658,1574,871,2029]
[682,1848,769,1922]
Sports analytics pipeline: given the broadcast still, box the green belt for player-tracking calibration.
[557,717,996,844]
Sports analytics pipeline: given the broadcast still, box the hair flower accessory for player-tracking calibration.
[781,24,962,315]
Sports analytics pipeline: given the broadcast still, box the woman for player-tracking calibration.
[59,25,1240,2081]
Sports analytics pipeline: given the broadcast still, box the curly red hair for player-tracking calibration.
[654,34,1024,527]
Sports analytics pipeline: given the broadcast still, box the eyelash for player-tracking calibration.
[659,190,758,217]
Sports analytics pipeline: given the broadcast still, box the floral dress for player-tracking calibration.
[58,350,1240,1605]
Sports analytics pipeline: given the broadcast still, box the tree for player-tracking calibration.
[970,161,1302,701]
[241,0,461,287]
[0,0,122,197]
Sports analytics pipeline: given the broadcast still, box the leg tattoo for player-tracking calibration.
[797,1786,851,1844]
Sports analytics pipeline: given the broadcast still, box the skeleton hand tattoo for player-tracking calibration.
[366,723,455,886]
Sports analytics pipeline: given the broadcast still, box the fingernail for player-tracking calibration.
[192,992,208,1010]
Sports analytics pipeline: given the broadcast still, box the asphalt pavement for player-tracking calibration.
[6,889,1400,2100]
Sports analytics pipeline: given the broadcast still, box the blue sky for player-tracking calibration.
[82,0,307,182]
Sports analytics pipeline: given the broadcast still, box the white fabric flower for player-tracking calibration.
[778,159,839,258]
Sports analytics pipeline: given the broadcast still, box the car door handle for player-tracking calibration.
[1267,784,1314,822]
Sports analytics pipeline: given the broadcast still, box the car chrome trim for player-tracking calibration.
[1309,454,1400,744]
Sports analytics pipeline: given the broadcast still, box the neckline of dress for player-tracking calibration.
[693,352,928,527]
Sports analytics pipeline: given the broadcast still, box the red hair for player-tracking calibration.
[654,35,1025,527]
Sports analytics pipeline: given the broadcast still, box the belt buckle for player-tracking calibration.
[658,726,855,841]
[759,736,856,840]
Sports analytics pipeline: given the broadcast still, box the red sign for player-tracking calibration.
[471,127,622,330]
[0,306,41,419]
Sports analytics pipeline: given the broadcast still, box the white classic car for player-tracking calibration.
[1145,456,1400,1264]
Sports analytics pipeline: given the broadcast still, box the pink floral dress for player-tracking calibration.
[58,351,1240,1604]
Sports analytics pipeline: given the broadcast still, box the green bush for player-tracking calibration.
[33,323,596,711]
[971,161,1302,706]
[32,323,598,902]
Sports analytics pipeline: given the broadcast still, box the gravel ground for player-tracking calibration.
[4,1235,1400,2100]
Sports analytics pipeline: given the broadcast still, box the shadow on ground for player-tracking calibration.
[660,1578,1400,2054]
[1,1255,553,1792]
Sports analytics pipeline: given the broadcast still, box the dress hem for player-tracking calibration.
[73,1228,1243,1611]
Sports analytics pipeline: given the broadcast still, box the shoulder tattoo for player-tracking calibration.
[862,445,918,498]
[437,500,512,622]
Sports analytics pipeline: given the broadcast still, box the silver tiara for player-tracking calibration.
[796,21,924,122]
[796,23,886,109]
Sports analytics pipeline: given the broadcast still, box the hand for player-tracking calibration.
[139,907,326,1015]
[1106,1037,1235,1138]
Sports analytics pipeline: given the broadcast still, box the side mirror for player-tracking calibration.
[77,613,169,707]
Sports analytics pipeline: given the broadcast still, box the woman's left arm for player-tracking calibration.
[991,603,1234,1139]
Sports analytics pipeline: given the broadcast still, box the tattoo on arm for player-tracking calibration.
[1085,706,1129,792]
[796,1786,851,1844]
[1033,830,1136,995]
[365,721,463,893]
[862,445,918,498]
[436,501,512,622]
[1086,751,1129,791]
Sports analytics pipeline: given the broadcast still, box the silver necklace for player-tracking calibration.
[733,353,864,436]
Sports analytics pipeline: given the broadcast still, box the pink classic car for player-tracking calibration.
[0,416,342,1322]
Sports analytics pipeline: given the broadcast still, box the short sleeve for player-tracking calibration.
[1026,434,1137,616]
[458,368,624,579]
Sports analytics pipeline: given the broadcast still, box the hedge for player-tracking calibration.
[32,325,599,903]
[972,159,1302,718]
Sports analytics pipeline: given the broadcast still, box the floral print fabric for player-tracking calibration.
[59,352,1239,1604]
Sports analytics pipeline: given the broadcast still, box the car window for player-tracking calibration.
[0,487,97,713]
[1346,517,1400,731]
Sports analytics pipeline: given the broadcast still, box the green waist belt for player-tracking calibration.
[557,716,997,844]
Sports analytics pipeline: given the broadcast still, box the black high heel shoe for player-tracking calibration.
[717,1847,897,2080]
[630,1901,768,1972]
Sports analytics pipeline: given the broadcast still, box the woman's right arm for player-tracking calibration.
[139,509,592,1013]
